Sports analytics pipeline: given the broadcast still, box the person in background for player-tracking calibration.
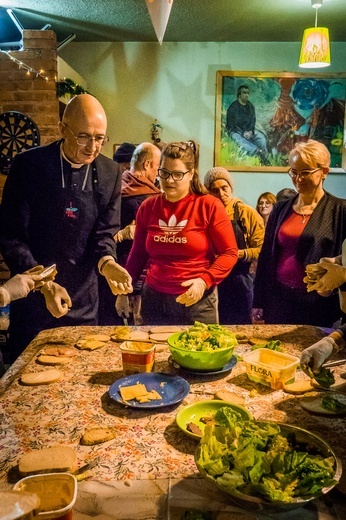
[276,187,297,203]
[256,192,276,227]
[116,140,238,325]
[253,139,346,327]
[204,167,264,324]
[104,142,161,325]
[300,240,346,372]
[113,142,136,173]
[226,85,269,166]
[0,94,132,361]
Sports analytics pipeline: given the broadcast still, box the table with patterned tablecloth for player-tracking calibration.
[0,324,346,520]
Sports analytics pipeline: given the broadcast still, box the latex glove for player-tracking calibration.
[114,221,136,243]
[1,274,37,304]
[308,261,346,293]
[176,278,207,307]
[115,294,131,318]
[102,260,133,295]
[300,337,337,374]
[40,281,72,318]
[319,256,342,265]
[251,308,264,323]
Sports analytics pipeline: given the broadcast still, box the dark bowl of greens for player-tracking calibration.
[167,322,237,371]
[195,418,342,512]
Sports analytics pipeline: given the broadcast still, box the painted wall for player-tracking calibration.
[59,41,346,206]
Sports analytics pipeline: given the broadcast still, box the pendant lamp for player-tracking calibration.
[146,0,174,45]
[299,0,330,68]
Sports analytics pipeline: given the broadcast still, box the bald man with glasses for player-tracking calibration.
[0,94,132,361]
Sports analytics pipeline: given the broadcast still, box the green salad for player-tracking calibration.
[173,322,237,351]
[195,414,336,503]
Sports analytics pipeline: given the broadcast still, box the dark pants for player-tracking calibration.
[141,283,218,325]
[218,272,254,325]
[264,282,340,327]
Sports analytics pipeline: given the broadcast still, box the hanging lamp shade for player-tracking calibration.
[299,26,330,67]
[145,0,173,45]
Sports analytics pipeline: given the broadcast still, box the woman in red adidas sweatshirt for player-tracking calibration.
[116,140,238,325]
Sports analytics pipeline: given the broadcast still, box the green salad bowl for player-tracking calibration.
[167,332,235,371]
[195,422,342,512]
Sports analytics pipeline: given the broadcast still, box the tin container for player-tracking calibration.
[120,341,156,375]
[243,348,299,390]
[13,472,77,520]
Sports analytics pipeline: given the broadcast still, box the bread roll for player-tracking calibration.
[81,427,116,445]
[37,355,70,365]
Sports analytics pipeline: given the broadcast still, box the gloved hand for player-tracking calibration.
[102,260,133,295]
[308,261,346,293]
[115,294,131,318]
[319,255,342,265]
[24,264,57,289]
[176,278,207,307]
[40,281,72,318]
[1,274,37,305]
[300,337,337,374]
[114,221,136,243]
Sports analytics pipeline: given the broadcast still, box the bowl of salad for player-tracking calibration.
[195,417,342,512]
[167,322,237,371]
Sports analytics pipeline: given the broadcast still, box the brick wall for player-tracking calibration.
[0,29,60,282]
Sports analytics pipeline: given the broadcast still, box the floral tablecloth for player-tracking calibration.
[1,324,346,519]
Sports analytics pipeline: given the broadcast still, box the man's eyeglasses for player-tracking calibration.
[158,168,190,181]
[63,123,109,147]
[287,167,320,179]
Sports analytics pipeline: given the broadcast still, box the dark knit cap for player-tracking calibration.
[113,142,136,163]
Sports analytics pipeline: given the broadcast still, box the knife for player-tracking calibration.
[73,457,100,480]
[322,359,346,368]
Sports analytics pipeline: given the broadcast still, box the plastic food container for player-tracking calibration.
[243,348,300,390]
[13,472,77,520]
[120,341,156,375]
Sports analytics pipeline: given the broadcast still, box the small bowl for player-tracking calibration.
[195,423,342,512]
[167,332,235,371]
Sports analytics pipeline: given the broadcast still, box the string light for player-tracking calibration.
[0,50,52,81]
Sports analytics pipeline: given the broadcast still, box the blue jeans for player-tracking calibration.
[231,131,267,155]
[141,283,219,325]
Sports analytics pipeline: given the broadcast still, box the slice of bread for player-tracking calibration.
[43,347,77,357]
[37,355,70,365]
[81,427,116,445]
[18,446,77,476]
[20,369,62,385]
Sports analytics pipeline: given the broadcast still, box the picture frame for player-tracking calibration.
[215,71,346,172]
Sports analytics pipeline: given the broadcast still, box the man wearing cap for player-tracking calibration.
[204,167,264,324]
[113,142,136,173]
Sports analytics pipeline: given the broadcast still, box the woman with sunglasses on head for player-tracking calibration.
[256,192,276,227]
[253,139,346,327]
[116,140,238,325]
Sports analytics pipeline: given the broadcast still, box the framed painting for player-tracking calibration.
[215,71,346,172]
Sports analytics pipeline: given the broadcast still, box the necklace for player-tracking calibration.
[295,201,317,224]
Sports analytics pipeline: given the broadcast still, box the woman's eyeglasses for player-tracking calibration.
[287,167,320,179]
[158,168,190,181]
[258,201,272,207]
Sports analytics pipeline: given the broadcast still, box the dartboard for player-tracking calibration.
[0,111,40,174]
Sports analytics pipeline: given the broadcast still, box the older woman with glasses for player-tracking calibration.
[116,140,238,325]
[256,192,276,226]
[253,139,346,327]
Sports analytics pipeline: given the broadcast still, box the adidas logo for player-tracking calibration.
[154,214,188,243]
